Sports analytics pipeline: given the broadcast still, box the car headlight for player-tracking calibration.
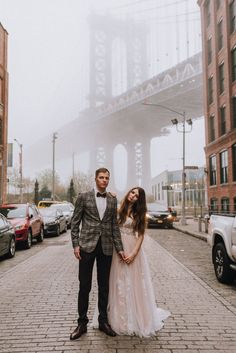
[146,213,152,219]
[167,214,173,219]
[15,223,27,230]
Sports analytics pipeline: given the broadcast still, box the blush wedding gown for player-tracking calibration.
[108,218,170,337]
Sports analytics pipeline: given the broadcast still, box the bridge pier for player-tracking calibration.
[140,139,151,195]
[125,139,151,194]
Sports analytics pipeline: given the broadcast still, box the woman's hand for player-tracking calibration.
[124,251,137,264]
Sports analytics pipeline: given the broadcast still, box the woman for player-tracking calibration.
[108,187,170,337]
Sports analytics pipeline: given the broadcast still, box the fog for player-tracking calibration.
[0,0,205,189]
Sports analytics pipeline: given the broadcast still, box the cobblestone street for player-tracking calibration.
[0,230,236,353]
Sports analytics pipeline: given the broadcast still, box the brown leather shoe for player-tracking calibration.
[99,322,116,337]
[70,324,87,340]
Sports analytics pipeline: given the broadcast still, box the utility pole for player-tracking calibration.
[52,132,58,201]
[72,152,75,181]
[14,139,23,203]
[142,102,193,225]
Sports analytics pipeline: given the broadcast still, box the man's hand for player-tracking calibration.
[74,246,81,260]
[118,250,126,261]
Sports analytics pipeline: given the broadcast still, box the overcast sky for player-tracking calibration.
[0,0,205,187]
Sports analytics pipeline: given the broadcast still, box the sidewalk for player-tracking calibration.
[173,217,208,242]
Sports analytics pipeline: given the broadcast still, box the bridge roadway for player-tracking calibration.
[25,52,203,188]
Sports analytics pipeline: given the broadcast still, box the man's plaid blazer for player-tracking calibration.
[71,190,123,255]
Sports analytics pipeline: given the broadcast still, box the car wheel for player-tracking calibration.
[36,227,44,243]
[56,225,60,236]
[24,231,32,249]
[213,243,235,284]
[64,223,68,233]
[7,236,16,258]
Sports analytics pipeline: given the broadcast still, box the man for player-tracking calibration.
[70,167,124,340]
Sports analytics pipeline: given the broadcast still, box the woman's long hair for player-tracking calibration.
[118,187,147,235]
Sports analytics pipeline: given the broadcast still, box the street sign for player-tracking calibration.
[185,166,199,170]
[162,185,173,190]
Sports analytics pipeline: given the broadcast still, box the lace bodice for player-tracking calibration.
[120,217,136,236]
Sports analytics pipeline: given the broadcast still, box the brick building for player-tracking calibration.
[198,0,236,213]
[0,23,8,203]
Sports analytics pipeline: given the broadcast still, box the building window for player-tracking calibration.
[209,155,217,186]
[232,97,236,128]
[232,144,236,181]
[232,47,236,82]
[219,63,224,94]
[207,38,212,65]
[209,115,215,142]
[0,119,2,145]
[230,0,236,34]
[217,20,223,51]
[220,106,226,135]
[205,0,211,27]
[0,78,2,104]
[210,198,218,213]
[221,198,230,213]
[220,150,228,184]
[208,77,213,104]
[234,197,236,212]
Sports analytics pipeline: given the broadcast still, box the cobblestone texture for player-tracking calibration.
[0,230,236,353]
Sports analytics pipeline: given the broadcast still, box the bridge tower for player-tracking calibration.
[88,13,150,192]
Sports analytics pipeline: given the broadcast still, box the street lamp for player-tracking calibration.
[14,138,23,203]
[142,101,193,225]
[52,132,58,201]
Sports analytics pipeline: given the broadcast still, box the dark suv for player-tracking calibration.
[0,203,44,249]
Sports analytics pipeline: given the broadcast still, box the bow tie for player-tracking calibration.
[96,192,107,198]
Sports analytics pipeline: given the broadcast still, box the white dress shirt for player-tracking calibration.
[94,187,107,220]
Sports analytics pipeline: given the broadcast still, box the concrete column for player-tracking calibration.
[140,139,152,194]
[125,141,137,190]
[104,146,115,192]
[89,145,98,175]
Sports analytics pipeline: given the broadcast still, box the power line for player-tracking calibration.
[134,10,199,21]
[109,0,186,11]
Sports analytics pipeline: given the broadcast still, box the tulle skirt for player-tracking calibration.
[108,233,170,337]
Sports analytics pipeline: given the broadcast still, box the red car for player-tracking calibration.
[0,203,44,249]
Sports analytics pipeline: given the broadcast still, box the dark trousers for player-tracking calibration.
[78,238,112,325]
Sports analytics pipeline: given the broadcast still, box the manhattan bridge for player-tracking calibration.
[27,0,203,195]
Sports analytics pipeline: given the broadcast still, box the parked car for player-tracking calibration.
[0,213,16,258]
[50,203,74,228]
[0,203,44,249]
[146,203,175,229]
[39,208,67,236]
[208,213,236,284]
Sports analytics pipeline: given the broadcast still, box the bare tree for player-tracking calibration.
[72,171,94,194]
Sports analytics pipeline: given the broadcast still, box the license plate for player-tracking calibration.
[157,220,163,223]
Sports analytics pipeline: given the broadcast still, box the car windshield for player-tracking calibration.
[39,208,57,217]
[147,203,167,212]
[51,204,70,211]
[0,206,27,219]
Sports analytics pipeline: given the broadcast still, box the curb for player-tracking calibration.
[173,224,207,242]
